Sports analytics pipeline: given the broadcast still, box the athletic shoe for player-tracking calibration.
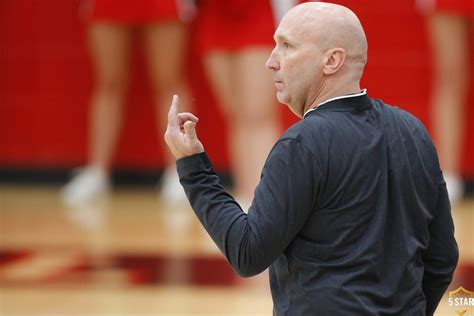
[159,166,188,204]
[62,167,110,206]
[444,172,464,203]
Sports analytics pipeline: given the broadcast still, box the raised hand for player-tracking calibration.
[164,95,204,159]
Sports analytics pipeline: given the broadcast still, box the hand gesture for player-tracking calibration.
[164,95,204,159]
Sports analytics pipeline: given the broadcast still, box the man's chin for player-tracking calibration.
[276,93,289,106]
[276,96,302,118]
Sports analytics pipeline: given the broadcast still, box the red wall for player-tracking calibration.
[1,0,473,175]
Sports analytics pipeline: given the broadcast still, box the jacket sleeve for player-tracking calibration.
[176,138,321,277]
[422,179,459,315]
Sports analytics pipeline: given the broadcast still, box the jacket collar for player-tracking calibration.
[303,89,372,118]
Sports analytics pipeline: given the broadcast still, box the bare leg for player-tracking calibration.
[428,14,470,201]
[88,23,132,171]
[142,21,191,203]
[428,14,469,174]
[205,48,280,202]
[142,21,190,165]
[62,23,132,205]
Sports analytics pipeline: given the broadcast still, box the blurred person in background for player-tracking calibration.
[62,0,196,205]
[417,0,474,202]
[194,0,297,208]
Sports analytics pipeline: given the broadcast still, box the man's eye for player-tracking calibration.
[283,42,290,48]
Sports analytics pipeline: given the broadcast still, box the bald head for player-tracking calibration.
[266,2,369,117]
[285,2,367,65]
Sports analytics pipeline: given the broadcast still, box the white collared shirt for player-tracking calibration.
[303,89,368,118]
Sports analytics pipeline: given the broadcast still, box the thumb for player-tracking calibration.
[184,120,197,141]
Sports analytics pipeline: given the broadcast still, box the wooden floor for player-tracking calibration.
[1,185,473,315]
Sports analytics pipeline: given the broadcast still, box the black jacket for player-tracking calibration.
[177,93,458,315]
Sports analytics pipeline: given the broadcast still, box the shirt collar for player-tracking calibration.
[303,89,369,118]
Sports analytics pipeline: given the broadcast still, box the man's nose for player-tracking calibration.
[265,50,279,70]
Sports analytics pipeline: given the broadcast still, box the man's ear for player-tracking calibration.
[322,48,346,75]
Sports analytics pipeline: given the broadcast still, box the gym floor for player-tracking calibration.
[1,185,473,315]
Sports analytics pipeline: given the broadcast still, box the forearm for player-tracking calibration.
[176,152,272,277]
[176,140,318,277]
[422,264,457,316]
[422,181,459,315]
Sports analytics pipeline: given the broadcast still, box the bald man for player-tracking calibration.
[165,2,458,315]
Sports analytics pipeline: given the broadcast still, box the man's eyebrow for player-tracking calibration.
[273,34,290,43]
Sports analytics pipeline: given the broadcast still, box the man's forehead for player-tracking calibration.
[274,18,312,43]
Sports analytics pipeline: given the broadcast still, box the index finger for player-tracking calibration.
[167,95,180,128]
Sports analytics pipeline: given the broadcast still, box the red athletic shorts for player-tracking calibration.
[417,0,474,16]
[80,0,195,24]
[195,0,280,53]
[436,0,474,16]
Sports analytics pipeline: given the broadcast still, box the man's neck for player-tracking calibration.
[303,83,361,115]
